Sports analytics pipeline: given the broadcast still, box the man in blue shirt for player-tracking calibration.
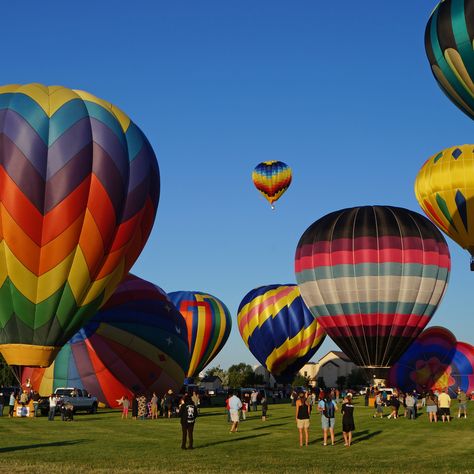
[228,390,242,433]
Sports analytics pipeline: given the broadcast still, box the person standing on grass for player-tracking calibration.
[179,394,197,450]
[251,390,258,412]
[295,391,310,447]
[131,394,138,420]
[150,392,159,419]
[228,390,242,433]
[261,394,268,421]
[387,393,400,419]
[437,388,451,422]
[426,391,438,423]
[457,388,468,419]
[405,392,416,420]
[341,394,355,447]
[373,391,383,418]
[318,391,337,446]
[48,393,57,421]
[191,390,200,415]
[8,391,16,417]
[122,396,130,419]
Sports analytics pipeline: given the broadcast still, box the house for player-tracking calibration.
[200,375,223,392]
[253,365,277,387]
[299,351,358,388]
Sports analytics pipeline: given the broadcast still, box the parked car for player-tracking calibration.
[39,388,98,415]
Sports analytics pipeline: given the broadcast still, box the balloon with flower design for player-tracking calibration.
[388,326,474,397]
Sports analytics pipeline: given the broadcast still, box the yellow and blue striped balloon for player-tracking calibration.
[237,284,325,382]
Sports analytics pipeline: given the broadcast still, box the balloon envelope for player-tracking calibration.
[425,0,474,120]
[388,327,474,398]
[22,275,189,406]
[252,161,292,208]
[237,284,325,382]
[0,84,159,367]
[415,145,474,261]
[168,291,231,378]
[295,206,450,370]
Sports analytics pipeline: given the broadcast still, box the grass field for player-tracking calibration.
[0,399,472,473]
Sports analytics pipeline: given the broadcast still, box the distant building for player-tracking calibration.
[253,365,277,387]
[200,375,223,392]
[299,351,358,388]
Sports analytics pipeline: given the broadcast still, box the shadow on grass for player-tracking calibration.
[307,429,382,446]
[352,429,382,444]
[198,432,270,448]
[251,423,287,431]
[0,439,88,453]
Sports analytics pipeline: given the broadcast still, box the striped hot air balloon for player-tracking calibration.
[0,84,159,369]
[22,275,189,406]
[295,206,451,376]
[388,327,474,398]
[168,291,231,378]
[252,161,292,209]
[415,145,474,269]
[237,284,325,383]
[425,0,474,120]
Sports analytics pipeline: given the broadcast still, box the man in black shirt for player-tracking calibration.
[179,394,197,450]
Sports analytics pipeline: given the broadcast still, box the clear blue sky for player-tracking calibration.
[4,1,473,369]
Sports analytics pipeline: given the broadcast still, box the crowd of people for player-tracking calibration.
[117,389,201,421]
[367,386,469,422]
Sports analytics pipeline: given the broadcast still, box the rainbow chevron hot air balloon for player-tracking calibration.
[168,291,231,378]
[237,284,325,383]
[22,275,189,406]
[388,327,474,398]
[0,84,159,369]
[252,161,292,209]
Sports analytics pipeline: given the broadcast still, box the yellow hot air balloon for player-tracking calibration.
[415,144,474,268]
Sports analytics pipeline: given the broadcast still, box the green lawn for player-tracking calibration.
[0,400,472,473]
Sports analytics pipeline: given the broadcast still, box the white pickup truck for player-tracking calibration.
[54,387,98,414]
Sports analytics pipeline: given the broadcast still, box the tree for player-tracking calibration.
[227,363,254,388]
[204,365,228,386]
[336,376,347,390]
[346,368,368,388]
[317,376,326,390]
[0,354,16,387]
[291,374,309,387]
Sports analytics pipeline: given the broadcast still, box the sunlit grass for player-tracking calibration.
[0,400,472,473]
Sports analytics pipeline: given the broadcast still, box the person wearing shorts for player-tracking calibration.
[228,390,242,433]
[425,391,438,423]
[122,396,130,419]
[295,392,310,447]
[457,388,468,419]
[318,392,337,446]
[437,389,451,422]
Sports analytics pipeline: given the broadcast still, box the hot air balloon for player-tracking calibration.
[252,161,292,209]
[0,84,159,374]
[425,0,474,120]
[415,144,474,270]
[22,275,189,407]
[295,206,451,378]
[388,327,474,398]
[168,291,231,379]
[237,284,325,383]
